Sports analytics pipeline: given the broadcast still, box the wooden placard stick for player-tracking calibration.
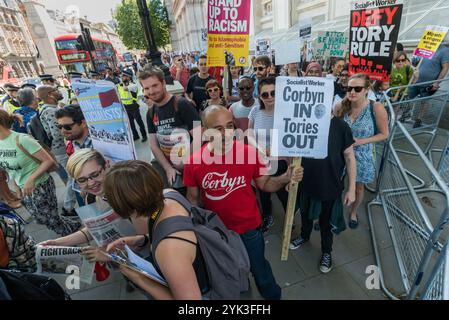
[281,157,302,261]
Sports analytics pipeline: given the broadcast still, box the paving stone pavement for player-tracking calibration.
[16,104,449,300]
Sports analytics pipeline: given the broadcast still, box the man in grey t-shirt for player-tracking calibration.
[408,45,449,128]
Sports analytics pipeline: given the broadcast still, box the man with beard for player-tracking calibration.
[139,66,200,195]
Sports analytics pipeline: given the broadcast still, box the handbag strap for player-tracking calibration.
[15,135,41,165]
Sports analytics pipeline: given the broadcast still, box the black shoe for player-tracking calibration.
[141,136,148,143]
[413,119,422,129]
[319,253,332,274]
[349,216,359,229]
[61,208,78,218]
[133,136,140,141]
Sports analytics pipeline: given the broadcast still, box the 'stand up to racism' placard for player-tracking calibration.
[207,0,251,67]
[272,77,334,159]
[349,0,403,81]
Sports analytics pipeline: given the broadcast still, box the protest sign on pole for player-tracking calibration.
[207,0,251,66]
[349,0,403,81]
[274,40,301,65]
[272,77,334,260]
[256,38,272,60]
[299,18,312,41]
[71,79,137,162]
[414,25,449,59]
[315,31,349,58]
[201,28,208,50]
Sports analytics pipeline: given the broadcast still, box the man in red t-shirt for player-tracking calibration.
[184,105,303,300]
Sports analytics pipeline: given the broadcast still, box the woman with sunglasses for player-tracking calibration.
[390,51,414,102]
[201,79,227,112]
[248,77,288,232]
[334,73,389,229]
[0,110,80,236]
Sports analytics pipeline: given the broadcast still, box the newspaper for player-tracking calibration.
[76,202,136,248]
[35,245,95,284]
[104,245,167,287]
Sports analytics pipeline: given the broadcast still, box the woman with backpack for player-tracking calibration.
[334,74,389,229]
[0,110,80,236]
[105,161,209,300]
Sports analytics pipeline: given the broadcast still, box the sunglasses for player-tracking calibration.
[76,168,105,185]
[347,86,365,93]
[238,86,253,91]
[261,90,275,99]
[396,58,406,63]
[254,66,266,72]
[57,122,78,130]
[207,87,220,93]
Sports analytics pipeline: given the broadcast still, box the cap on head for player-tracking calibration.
[4,83,20,91]
[67,72,83,79]
[39,74,55,82]
[122,70,133,78]
[21,83,37,90]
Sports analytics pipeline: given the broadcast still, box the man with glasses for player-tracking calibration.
[229,77,259,132]
[186,55,214,112]
[55,105,92,209]
[252,56,272,99]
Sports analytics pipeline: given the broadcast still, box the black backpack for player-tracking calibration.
[28,109,53,148]
[0,269,70,300]
[151,191,250,300]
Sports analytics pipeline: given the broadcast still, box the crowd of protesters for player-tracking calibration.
[1,38,449,300]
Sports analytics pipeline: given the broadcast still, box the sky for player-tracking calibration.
[41,0,123,24]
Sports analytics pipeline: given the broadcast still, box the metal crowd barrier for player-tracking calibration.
[367,121,449,300]
[421,241,449,300]
[388,78,449,158]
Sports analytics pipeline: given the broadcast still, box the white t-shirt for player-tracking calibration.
[230,99,259,132]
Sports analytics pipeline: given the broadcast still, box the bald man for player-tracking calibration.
[184,105,303,300]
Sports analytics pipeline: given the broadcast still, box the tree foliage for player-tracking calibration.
[115,0,170,50]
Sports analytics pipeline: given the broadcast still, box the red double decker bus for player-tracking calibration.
[54,34,119,75]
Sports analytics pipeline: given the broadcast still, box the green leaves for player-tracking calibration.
[115,0,170,50]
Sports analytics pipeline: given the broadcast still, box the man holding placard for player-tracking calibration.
[409,26,449,128]
[272,76,356,273]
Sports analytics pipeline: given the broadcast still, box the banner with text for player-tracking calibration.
[315,31,349,57]
[414,25,449,59]
[349,0,403,81]
[207,0,251,67]
[272,77,334,159]
[72,79,137,162]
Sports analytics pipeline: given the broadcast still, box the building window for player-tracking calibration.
[4,14,11,25]
[263,1,273,15]
[11,15,18,26]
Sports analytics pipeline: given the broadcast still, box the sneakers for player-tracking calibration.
[319,253,333,274]
[289,237,308,250]
[141,136,148,143]
[261,215,274,233]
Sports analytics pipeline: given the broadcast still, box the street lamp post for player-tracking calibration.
[136,0,173,84]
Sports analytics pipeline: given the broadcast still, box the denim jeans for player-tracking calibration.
[240,229,281,300]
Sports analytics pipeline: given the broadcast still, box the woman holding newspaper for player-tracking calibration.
[104,161,207,300]
[40,149,148,263]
